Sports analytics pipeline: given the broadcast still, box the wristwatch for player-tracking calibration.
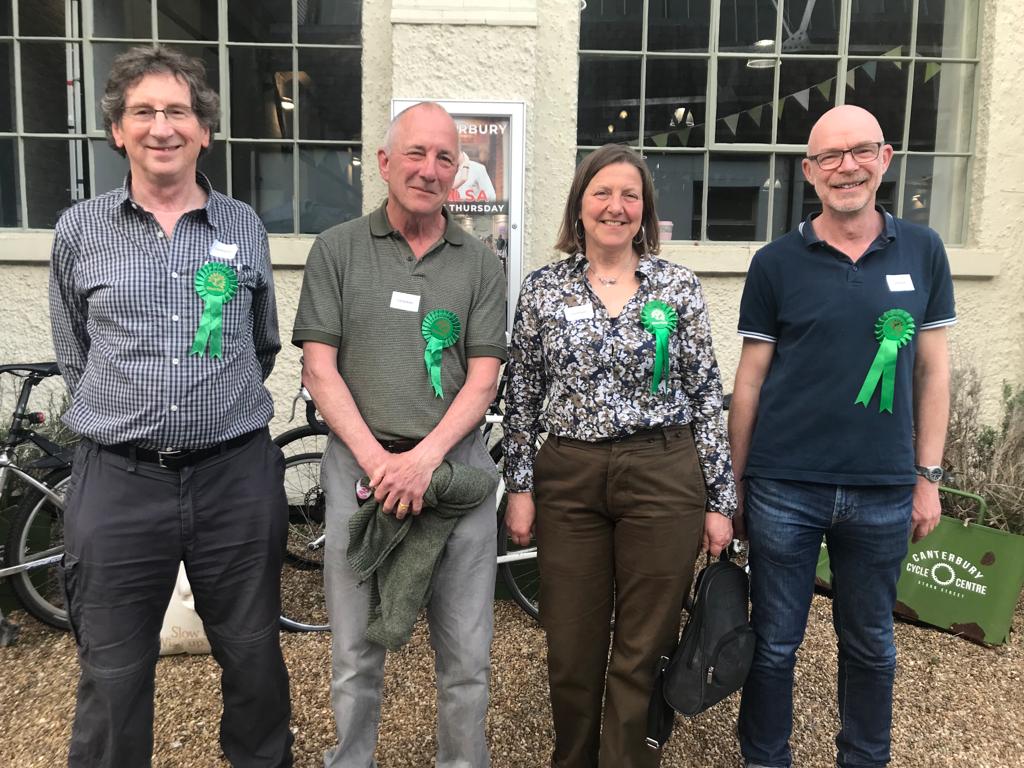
[913,465,944,483]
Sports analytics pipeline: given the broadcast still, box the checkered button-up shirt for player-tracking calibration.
[49,174,279,449]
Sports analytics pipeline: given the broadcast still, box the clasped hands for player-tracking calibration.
[367,445,442,521]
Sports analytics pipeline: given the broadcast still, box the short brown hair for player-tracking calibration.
[554,144,660,257]
[100,45,219,157]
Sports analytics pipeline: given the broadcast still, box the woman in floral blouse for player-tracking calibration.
[502,144,736,768]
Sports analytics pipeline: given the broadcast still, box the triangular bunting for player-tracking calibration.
[924,62,941,83]
[863,61,877,81]
[882,46,903,58]
[651,133,668,148]
[723,113,739,135]
[793,89,810,110]
[749,104,763,126]
[777,98,785,119]
[816,79,832,101]
[847,69,857,90]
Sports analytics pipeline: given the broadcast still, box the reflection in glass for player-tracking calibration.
[0,139,20,227]
[229,47,293,139]
[297,50,361,141]
[848,0,911,57]
[299,146,362,233]
[647,0,710,53]
[93,0,150,38]
[716,60,773,144]
[0,43,13,132]
[706,154,770,240]
[159,0,219,41]
[917,0,979,58]
[644,59,707,148]
[299,0,362,45]
[578,56,641,146]
[908,63,974,153]
[905,155,967,244]
[778,0,840,55]
[845,59,908,150]
[579,0,642,51]
[648,153,704,241]
[228,0,290,43]
[22,43,74,133]
[24,139,74,228]
[90,139,129,195]
[777,59,837,145]
[232,143,294,233]
[718,0,777,53]
[18,0,64,37]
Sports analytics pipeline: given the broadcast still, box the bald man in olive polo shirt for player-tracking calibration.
[292,102,507,768]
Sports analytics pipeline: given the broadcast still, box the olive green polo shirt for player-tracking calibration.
[292,202,507,440]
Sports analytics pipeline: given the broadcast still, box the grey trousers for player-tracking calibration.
[62,432,293,768]
[321,430,497,768]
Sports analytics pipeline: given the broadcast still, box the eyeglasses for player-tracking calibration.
[806,142,883,171]
[123,105,195,123]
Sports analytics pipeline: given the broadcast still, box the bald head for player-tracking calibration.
[807,105,884,155]
[383,102,458,155]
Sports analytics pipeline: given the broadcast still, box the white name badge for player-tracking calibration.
[886,274,915,292]
[390,291,421,312]
[564,302,595,321]
[209,240,238,260]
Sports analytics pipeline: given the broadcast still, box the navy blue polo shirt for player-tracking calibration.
[738,208,956,486]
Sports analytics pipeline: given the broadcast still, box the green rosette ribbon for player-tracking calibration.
[189,262,238,359]
[854,308,916,413]
[421,309,461,398]
[641,300,678,393]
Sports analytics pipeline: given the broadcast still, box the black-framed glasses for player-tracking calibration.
[123,105,195,123]
[806,142,883,171]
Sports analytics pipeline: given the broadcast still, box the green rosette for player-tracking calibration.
[854,308,916,413]
[641,300,678,393]
[421,309,461,398]
[189,262,238,359]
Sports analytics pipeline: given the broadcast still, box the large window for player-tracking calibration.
[579,0,979,244]
[1,0,362,233]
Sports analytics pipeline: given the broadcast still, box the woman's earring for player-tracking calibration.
[633,224,647,249]
[575,219,586,241]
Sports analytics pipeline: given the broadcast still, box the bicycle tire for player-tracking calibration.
[279,452,329,632]
[492,442,540,621]
[5,469,72,630]
[274,424,329,461]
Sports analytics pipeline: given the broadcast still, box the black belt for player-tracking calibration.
[101,429,263,470]
[378,437,422,453]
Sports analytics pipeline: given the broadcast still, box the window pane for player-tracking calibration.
[905,155,967,243]
[199,141,227,194]
[299,146,362,233]
[777,58,837,144]
[228,0,290,43]
[644,59,707,148]
[297,49,361,141]
[908,62,974,153]
[845,59,908,150]
[299,0,361,45]
[0,139,20,227]
[578,56,641,146]
[159,0,219,41]
[917,0,979,58]
[22,42,73,133]
[771,155,810,239]
[718,0,777,53]
[90,139,129,195]
[24,138,74,227]
[0,3,11,35]
[648,153,704,241]
[175,44,221,100]
[579,0,642,51]
[848,1,912,57]
[779,0,839,55]
[232,143,294,233]
[91,42,137,128]
[706,154,770,241]
[229,47,293,139]
[18,0,64,37]
[93,0,150,38]
[647,0,710,53]
[0,43,13,131]
[716,59,773,144]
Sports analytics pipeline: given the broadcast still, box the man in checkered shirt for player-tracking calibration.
[48,46,292,767]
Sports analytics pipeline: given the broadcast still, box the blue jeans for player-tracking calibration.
[738,478,913,768]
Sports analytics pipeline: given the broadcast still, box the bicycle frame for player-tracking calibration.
[0,459,66,578]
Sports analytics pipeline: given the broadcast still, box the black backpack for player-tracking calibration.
[645,551,755,749]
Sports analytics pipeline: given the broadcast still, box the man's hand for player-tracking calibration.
[703,512,733,557]
[505,492,536,546]
[911,477,941,542]
[370,446,444,520]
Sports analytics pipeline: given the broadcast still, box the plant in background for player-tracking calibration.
[942,359,1024,535]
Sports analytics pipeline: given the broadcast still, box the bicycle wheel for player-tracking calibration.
[274,424,328,461]
[279,452,330,632]
[492,442,540,621]
[5,470,71,630]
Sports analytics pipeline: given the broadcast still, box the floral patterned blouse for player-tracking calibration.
[502,251,737,516]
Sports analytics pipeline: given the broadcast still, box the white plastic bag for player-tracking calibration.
[159,563,211,655]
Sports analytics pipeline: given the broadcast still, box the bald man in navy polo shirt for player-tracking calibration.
[728,105,955,768]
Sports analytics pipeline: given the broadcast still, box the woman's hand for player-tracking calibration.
[702,512,733,557]
[505,492,536,546]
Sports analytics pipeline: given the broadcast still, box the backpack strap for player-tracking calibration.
[645,655,675,749]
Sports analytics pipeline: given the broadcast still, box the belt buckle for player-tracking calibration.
[157,448,188,469]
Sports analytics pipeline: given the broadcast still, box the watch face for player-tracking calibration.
[917,466,943,482]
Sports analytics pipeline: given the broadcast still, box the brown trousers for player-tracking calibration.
[535,426,707,768]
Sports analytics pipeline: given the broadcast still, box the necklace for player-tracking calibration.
[588,258,635,287]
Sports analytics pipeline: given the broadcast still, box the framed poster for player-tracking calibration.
[392,99,526,330]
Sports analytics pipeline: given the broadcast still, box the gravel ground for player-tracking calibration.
[1,596,1021,767]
